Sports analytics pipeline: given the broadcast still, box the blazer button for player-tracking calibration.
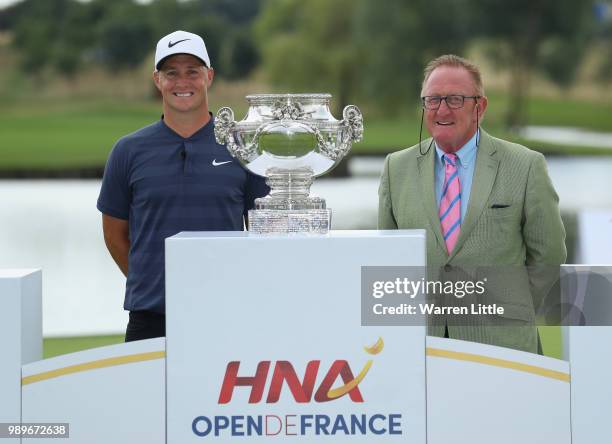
[444,264,452,272]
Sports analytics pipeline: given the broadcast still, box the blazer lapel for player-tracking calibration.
[449,130,499,260]
[417,141,446,250]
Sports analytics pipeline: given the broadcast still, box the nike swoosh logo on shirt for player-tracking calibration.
[212,159,232,166]
[168,39,190,48]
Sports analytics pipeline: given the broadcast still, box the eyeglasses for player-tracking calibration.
[421,95,481,110]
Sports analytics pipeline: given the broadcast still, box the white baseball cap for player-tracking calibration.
[154,30,211,71]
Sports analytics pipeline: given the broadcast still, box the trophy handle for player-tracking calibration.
[215,107,262,162]
[342,105,364,143]
[214,107,237,151]
[315,105,363,161]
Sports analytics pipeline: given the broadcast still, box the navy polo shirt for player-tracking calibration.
[97,116,269,314]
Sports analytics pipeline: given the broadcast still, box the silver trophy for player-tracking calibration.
[214,93,363,233]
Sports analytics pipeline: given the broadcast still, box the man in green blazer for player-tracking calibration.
[378,55,566,353]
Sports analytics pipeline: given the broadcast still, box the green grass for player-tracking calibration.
[0,100,160,169]
[361,91,612,154]
[359,119,422,151]
[43,334,124,359]
[1,92,612,170]
[43,329,562,360]
[493,92,612,132]
[538,327,562,359]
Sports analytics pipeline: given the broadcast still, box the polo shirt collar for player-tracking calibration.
[159,112,214,140]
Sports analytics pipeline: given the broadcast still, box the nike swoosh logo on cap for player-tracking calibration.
[212,159,232,166]
[168,38,190,48]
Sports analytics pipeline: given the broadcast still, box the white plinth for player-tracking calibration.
[21,338,165,444]
[562,265,612,444]
[0,269,41,422]
[427,336,570,444]
[166,230,427,443]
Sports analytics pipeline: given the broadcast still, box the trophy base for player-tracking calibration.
[248,209,331,234]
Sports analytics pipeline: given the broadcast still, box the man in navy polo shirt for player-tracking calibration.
[97,30,269,342]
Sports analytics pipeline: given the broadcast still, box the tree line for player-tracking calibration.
[1,0,609,127]
[0,0,262,78]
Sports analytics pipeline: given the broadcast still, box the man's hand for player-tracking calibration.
[102,214,130,277]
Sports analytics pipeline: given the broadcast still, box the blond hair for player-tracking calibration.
[422,54,485,96]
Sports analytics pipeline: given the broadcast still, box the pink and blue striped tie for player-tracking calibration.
[439,153,461,254]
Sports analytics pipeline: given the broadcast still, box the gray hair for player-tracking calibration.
[422,54,485,96]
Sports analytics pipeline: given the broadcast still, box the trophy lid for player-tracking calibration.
[245,93,332,105]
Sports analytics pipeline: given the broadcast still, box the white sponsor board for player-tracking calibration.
[166,230,427,443]
[21,338,165,444]
[427,336,571,444]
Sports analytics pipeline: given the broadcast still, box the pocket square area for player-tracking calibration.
[491,204,511,209]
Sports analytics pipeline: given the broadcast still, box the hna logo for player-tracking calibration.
[218,337,384,404]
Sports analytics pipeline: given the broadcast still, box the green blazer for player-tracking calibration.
[378,130,566,353]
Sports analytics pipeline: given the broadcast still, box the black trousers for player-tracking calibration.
[125,311,166,342]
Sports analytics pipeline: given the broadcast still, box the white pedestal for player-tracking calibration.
[427,337,570,444]
[21,338,165,444]
[562,265,612,444]
[0,269,41,422]
[166,230,427,443]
